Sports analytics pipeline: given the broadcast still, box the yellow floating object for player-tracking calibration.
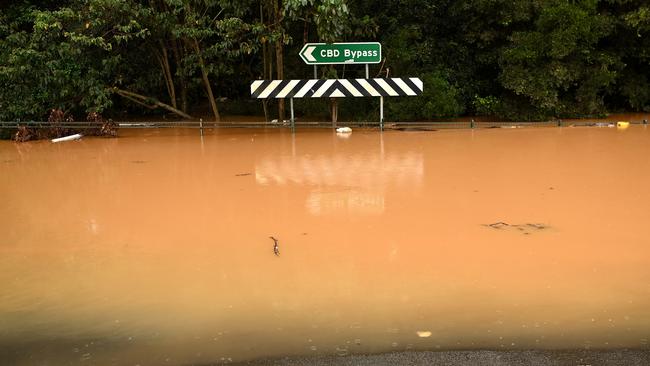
[617,121,630,129]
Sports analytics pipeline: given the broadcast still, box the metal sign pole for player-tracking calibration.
[290,97,295,133]
[314,65,317,79]
[366,64,369,79]
[380,96,384,131]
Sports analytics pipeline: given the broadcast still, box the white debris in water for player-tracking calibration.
[336,127,352,133]
[51,133,82,143]
[416,331,432,338]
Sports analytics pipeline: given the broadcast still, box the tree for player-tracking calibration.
[499,1,619,117]
[0,0,143,120]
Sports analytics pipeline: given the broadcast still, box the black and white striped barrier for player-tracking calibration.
[250,78,423,131]
[250,78,423,99]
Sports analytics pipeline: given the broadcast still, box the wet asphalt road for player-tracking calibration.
[221,349,650,366]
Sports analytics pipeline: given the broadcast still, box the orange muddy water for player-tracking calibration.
[1,126,650,365]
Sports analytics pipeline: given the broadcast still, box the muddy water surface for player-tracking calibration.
[1,126,650,365]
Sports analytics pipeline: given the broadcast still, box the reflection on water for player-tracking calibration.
[255,148,422,215]
[255,153,423,188]
[1,126,650,365]
[305,190,385,215]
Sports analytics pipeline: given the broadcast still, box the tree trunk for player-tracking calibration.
[161,43,176,109]
[173,40,188,113]
[193,38,220,122]
[261,1,270,122]
[157,41,177,109]
[113,87,194,119]
[273,0,285,122]
[262,42,270,122]
[331,98,338,128]
[303,19,309,44]
[264,40,273,122]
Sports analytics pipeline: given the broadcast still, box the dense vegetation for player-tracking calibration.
[1,0,649,123]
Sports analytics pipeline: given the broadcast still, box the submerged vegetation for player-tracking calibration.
[10,109,116,142]
[0,0,649,125]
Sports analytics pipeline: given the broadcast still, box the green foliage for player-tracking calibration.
[0,0,149,120]
[386,71,464,121]
[1,0,650,122]
[472,95,501,117]
[499,1,619,118]
[284,0,350,42]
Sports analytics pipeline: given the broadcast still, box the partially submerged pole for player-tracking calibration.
[380,96,384,131]
[290,97,295,133]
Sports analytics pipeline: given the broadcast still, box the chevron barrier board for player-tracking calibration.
[250,78,423,99]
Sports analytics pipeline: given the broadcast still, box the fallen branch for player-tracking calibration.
[112,87,194,120]
[118,93,157,110]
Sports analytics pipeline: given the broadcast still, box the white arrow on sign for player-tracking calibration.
[304,46,316,62]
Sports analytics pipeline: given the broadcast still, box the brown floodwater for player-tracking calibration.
[1,126,650,365]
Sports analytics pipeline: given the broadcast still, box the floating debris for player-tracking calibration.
[235,173,252,177]
[131,160,148,164]
[416,331,432,338]
[526,223,548,230]
[51,133,82,143]
[617,121,630,129]
[487,222,510,229]
[336,127,352,133]
[484,222,550,235]
[269,236,280,256]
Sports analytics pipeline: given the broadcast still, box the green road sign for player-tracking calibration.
[299,42,381,65]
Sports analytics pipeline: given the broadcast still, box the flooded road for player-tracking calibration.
[1,126,650,365]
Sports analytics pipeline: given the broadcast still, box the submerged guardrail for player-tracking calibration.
[0,119,647,131]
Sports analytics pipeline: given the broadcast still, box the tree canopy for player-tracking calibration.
[1,0,649,122]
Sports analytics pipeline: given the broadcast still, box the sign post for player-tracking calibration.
[253,42,419,131]
[290,97,295,132]
[380,97,384,131]
[298,42,383,129]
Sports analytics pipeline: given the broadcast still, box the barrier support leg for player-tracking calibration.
[290,97,295,133]
[380,96,384,131]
